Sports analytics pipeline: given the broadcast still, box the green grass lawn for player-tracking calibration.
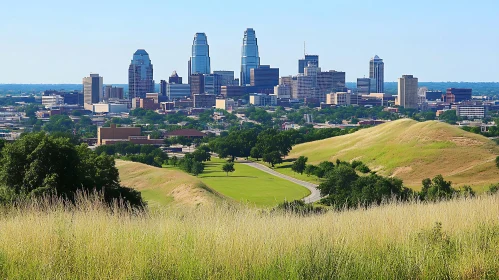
[193,158,310,207]
[251,158,323,185]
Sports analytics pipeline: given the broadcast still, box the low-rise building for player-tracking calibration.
[249,94,277,107]
[193,94,216,108]
[456,105,487,119]
[326,92,351,106]
[216,99,236,111]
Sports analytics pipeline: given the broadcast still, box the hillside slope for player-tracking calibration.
[116,160,224,207]
[290,119,499,189]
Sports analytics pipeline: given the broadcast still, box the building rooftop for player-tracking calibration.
[165,129,206,138]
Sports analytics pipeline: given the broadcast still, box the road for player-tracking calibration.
[239,161,322,203]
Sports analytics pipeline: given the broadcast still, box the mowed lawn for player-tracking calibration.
[197,159,310,207]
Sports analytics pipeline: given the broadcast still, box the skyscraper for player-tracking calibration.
[169,71,183,84]
[298,55,319,74]
[397,75,418,109]
[250,65,279,93]
[128,49,154,99]
[241,28,260,86]
[191,33,211,75]
[82,73,103,104]
[369,55,384,93]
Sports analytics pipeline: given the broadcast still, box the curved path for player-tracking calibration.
[238,161,322,203]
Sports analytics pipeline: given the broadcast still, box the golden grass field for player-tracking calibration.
[290,119,499,190]
[0,194,498,278]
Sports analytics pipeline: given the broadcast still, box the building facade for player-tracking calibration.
[356,78,372,95]
[250,94,277,106]
[326,92,351,106]
[191,33,211,75]
[250,65,279,93]
[456,105,487,119]
[168,71,183,84]
[193,94,216,108]
[221,86,245,98]
[241,28,260,86]
[167,84,191,100]
[369,55,384,93]
[214,70,237,86]
[190,73,205,96]
[128,49,154,99]
[204,74,221,95]
[104,86,124,100]
[298,55,319,74]
[397,75,419,109]
[83,73,103,105]
[444,88,473,103]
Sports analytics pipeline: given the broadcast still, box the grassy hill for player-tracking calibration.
[116,160,223,208]
[290,119,499,190]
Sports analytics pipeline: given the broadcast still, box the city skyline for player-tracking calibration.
[1,0,498,83]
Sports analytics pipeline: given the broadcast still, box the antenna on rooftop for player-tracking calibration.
[304,41,306,56]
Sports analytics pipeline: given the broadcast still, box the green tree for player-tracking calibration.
[222,162,235,176]
[496,156,499,169]
[191,161,204,177]
[192,146,211,162]
[420,175,455,201]
[305,165,318,177]
[250,147,262,161]
[263,151,283,167]
[438,110,458,124]
[291,156,308,174]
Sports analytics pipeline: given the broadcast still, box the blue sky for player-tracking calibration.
[1,0,498,83]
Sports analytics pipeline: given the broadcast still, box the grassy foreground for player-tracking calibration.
[0,195,498,278]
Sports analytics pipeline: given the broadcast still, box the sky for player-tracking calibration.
[0,0,498,84]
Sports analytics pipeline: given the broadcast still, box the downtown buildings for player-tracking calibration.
[128,49,154,99]
[397,75,419,109]
[241,28,260,86]
[370,55,384,93]
[83,73,103,104]
[190,33,211,75]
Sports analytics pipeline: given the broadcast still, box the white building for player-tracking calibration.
[397,75,418,109]
[42,95,64,108]
[326,92,351,106]
[274,84,292,99]
[85,103,129,114]
[456,105,487,119]
[250,94,277,107]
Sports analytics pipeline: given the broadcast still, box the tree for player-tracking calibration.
[291,156,308,174]
[192,146,211,162]
[250,147,262,161]
[191,162,204,177]
[222,162,235,176]
[420,175,455,201]
[263,151,283,167]
[496,156,499,169]
[0,133,144,208]
[438,110,458,124]
[305,165,318,177]
[169,156,178,167]
[355,163,371,174]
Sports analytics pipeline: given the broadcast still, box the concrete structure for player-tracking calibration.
[216,99,236,111]
[274,84,292,99]
[42,95,64,107]
[316,70,346,101]
[298,55,319,74]
[241,28,260,86]
[369,55,384,93]
[145,93,159,104]
[250,94,277,106]
[444,88,473,103]
[190,73,205,96]
[191,33,211,74]
[87,103,129,114]
[193,94,216,108]
[397,75,419,109]
[164,129,206,139]
[167,84,191,100]
[326,92,351,106]
[292,75,313,100]
[83,73,103,104]
[104,86,124,101]
[456,105,487,119]
[128,49,154,99]
[221,86,245,98]
[140,98,160,110]
[250,65,279,93]
[356,78,372,95]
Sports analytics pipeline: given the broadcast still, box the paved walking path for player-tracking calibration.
[239,161,322,203]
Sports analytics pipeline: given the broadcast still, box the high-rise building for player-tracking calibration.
[369,55,384,93]
[83,74,103,104]
[316,70,346,101]
[292,75,313,100]
[357,78,372,95]
[167,84,191,100]
[241,28,260,86]
[221,86,245,98]
[191,33,211,75]
[397,75,419,109]
[169,71,183,84]
[214,71,237,86]
[298,55,319,74]
[160,80,167,97]
[250,65,279,94]
[204,74,221,95]
[444,88,473,103]
[190,73,205,96]
[128,49,154,99]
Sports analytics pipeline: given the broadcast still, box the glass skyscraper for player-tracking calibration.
[191,33,211,75]
[128,49,154,99]
[240,28,260,86]
[369,55,384,93]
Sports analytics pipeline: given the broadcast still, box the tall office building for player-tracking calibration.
[169,71,183,84]
[298,55,319,74]
[128,49,154,99]
[356,78,372,95]
[204,74,221,95]
[214,70,237,86]
[369,55,384,93]
[250,65,279,94]
[397,75,419,109]
[190,73,205,96]
[160,80,168,97]
[83,74,103,104]
[241,28,260,86]
[191,33,211,75]
[104,85,124,100]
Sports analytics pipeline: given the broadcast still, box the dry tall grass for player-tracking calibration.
[0,193,498,279]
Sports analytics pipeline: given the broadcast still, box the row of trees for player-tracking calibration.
[95,142,168,168]
[0,133,144,208]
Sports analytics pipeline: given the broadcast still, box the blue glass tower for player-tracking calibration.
[128,49,154,99]
[191,33,211,75]
[240,28,260,86]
